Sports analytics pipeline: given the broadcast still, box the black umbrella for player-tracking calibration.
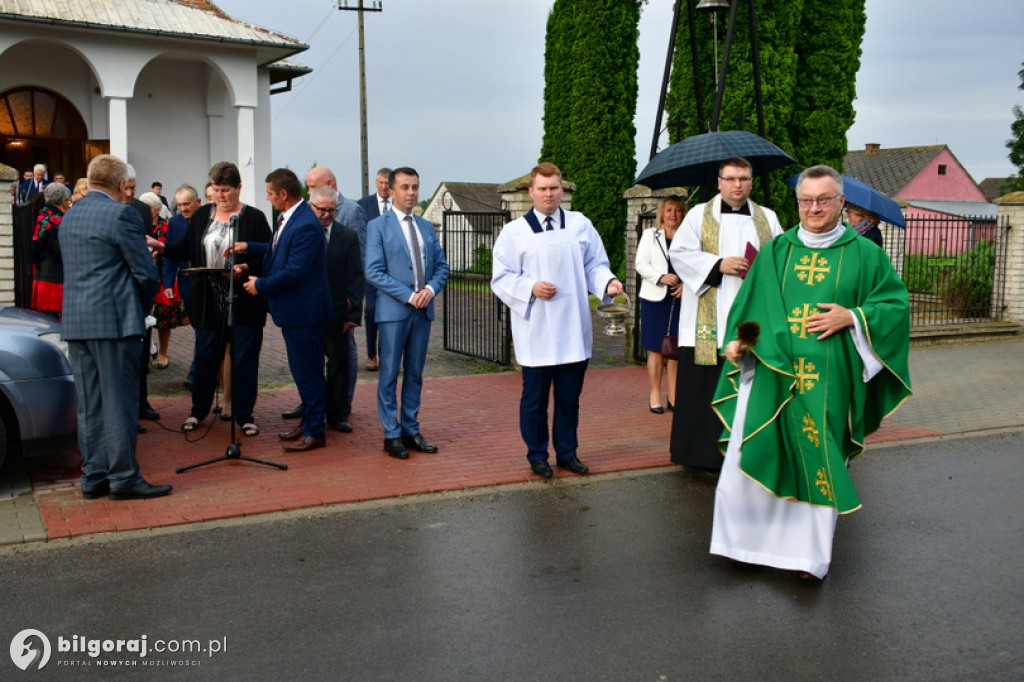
[636,130,796,190]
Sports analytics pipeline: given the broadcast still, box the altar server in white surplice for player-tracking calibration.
[491,163,623,479]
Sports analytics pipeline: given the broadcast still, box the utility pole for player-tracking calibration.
[337,0,382,198]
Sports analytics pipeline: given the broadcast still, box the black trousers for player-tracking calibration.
[325,328,352,423]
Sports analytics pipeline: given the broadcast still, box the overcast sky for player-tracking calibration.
[214,0,1023,201]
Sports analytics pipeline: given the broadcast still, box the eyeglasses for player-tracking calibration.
[719,176,752,184]
[311,204,338,214]
[797,195,840,208]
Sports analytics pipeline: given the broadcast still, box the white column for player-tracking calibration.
[236,105,256,206]
[107,97,129,161]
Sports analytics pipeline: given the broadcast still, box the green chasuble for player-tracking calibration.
[712,227,912,513]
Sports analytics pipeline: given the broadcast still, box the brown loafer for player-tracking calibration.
[282,435,326,452]
[277,424,304,441]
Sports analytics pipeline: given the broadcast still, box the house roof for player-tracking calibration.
[0,0,308,65]
[978,177,1015,202]
[843,145,945,197]
[436,182,503,212]
[906,200,997,221]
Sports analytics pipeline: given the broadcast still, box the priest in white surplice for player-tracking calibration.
[667,157,783,473]
[491,163,623,479]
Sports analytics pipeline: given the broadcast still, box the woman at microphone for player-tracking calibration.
[151,162,271,436]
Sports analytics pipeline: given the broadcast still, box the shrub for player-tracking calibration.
[938,240,995,317]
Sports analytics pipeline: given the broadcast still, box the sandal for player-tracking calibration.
[241,423,259,437]
[182,417,199,432]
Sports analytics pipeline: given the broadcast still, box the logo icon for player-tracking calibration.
[10,629,51,670]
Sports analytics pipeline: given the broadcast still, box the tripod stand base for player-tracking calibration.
[176,440,288,473]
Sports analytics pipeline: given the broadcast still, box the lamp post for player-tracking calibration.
[337,0,382,198]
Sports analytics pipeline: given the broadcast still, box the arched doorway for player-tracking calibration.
[0,86,102,183]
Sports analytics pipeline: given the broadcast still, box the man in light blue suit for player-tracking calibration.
[364,167,449,459]
[242,168,332,452]
[59,154,171,500]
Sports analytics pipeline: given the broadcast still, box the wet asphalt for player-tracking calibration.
[0,431,1020,680]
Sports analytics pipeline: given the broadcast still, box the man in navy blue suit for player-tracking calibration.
[19,163,49,203]
[357,167,391,372]
[364,167,449,459]
[241,168,332,452]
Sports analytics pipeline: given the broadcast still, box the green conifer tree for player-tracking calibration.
[540,0,642,274]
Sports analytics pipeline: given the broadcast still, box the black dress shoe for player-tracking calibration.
[110,480,173,500]
[650,404,665,414]
[530,461,554,477]
[557,457,589,475]
[278,425,304,441]
[82,481,110,500]
[141,407,160,421]
[402,433,438,453]
[282,435,326,452]
[329,420,353,433]
[383,437,409,459]
[282,404,305,420]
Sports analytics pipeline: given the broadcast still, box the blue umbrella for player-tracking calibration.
[636,130,796,189]
[785,174,905,228]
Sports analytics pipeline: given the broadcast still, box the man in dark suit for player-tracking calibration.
[122,164,160,427]
[364,167,449,459]
[280,166,367,423]
[357,167,392,372]
[59,154,171,500]
[309,185,364,432]
[19,164,49,203]
[241,168,332,452]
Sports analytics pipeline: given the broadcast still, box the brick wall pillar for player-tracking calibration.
[995,192,1024,325]
[0,164,17,307]
[499,173,575,220]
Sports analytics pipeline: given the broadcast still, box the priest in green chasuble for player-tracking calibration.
[709,165,912,580]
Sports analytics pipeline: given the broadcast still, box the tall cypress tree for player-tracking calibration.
[788,0,866,176]
[540,0,575,176]
[539,0,642,274]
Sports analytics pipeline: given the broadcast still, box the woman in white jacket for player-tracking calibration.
[635,195,685,413]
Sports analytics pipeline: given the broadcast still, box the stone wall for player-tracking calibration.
[995,192,1024,325]
[0,164,16,307]
[498,173,575,220]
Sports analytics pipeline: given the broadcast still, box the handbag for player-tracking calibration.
[660,296,679,360]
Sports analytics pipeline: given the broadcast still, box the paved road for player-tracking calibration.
[1,431,1020,680]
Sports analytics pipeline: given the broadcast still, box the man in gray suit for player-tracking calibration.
[60,154,172,500]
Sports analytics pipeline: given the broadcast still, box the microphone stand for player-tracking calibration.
[177,213,287,473]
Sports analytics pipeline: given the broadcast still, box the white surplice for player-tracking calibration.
[490,210,615,367]
[668,195,783,348]
[709,222,883,579]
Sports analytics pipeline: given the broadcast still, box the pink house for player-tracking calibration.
[844,144,994,255]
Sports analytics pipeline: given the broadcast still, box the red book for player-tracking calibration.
[741,242,758,279]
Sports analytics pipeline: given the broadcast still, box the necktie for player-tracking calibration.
[272,214,285,248]
[381,198,388,214]
[406,215,425,291]
[544,216,553,231]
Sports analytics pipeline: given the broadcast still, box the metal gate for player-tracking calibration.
[441,209,513,365]
[632,210,657,362]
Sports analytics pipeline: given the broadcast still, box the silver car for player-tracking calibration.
[0,307,78,467]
